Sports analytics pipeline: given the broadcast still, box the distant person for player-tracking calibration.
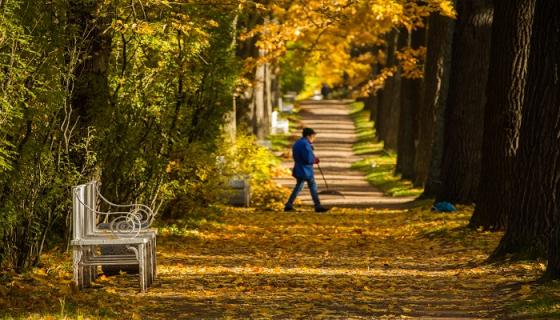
[284,128,329,213]
[321,83,331,99]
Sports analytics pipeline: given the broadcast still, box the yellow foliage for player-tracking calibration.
[244,0,456,95]
[250,180,292,211]
[0,205,549,318]
[396,46,427,79]
[360,66,397,96]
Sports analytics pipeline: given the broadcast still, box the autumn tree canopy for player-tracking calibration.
[244,0,455,95]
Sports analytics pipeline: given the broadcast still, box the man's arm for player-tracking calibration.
[304,143,316,165]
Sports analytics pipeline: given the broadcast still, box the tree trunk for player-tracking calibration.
[384,30,407,151]
[224,9,240,141]
[436,0,493,204]
[494,0,559,260]
[414,13,455,192]
[396,28,426,180]
[252,50,266,139]
[366,94,378,124]
[367,63,380,123]
[469,0,535,230]
[264,60,273,134]
[271,64,282,110]
[68,1,112,129]
[235,11,260,131]
[376,30,398,144]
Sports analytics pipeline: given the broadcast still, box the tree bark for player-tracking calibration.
[376,30,398,144]
[367,63,380,123]
[384,30,407,152]
[396,28,426,180]
[469,0,535,230]
[271,63,281,110]
[436,0,493,204]
[414,13,455,193]
[68,1,112,129]
[252,49,267,139]
[494,0,559,260]
[367,94,379,126]
[264,60,273,134]
[224,9,240,141]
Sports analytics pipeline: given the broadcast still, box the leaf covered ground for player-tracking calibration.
[1,205,556,319]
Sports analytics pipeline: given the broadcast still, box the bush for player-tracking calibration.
[250,180,292,211]
[218,133,292,211]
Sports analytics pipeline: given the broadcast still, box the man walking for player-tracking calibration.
[284,128,329,213]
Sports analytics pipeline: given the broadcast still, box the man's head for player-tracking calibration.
[302,127,317,143]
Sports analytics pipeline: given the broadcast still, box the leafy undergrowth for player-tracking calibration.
[349,102,423,197]
[0,205,553,319]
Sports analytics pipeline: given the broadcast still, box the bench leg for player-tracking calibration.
[146,241,152,286]
[127,245,146,293]
[149,240,154,285]
[153,237,157,281]
[72,247,83,289]
[138,243,146,292]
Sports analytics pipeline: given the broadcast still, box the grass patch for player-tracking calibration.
[269,109,302,152]
[269,133,292,152]
[349,101,423,197]
[508,283,560,319]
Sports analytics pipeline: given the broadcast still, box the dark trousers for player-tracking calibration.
[285,177,321,209]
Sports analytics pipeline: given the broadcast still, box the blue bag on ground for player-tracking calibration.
[431,201,457,212]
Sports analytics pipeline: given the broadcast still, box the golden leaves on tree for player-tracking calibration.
[244,0,455,95]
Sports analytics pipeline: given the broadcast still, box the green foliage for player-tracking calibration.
[218,133,290,211]
[221,134,282,183]
[279,48,305,94]
[0,0,242,271]
[161,143,228,219]
[0,0,89,271]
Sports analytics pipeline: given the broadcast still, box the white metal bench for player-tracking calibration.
[71,181,157,292]
[272,111,290,134]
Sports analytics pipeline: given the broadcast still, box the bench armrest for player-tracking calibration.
[74,186,155,239]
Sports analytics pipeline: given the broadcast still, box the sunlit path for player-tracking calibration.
[276,100,415,208]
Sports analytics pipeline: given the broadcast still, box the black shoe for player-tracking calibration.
[315,206,329,213]
[284,207,295,212]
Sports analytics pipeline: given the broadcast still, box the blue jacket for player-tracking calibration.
[292,137,315,179]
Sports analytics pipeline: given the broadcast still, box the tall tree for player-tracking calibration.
[532,0,560,279]
[252,51,267,139]
[414,12,454,191]
[469,0,536,230]
[396,28,426,180]
[436,0,493,204]
[384,30,408,151]
[376,30,399,146]
[494,0,559,259]
[68,0,112,130]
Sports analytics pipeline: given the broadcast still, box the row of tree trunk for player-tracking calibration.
[235,13,282,141]
[369,0,560,278]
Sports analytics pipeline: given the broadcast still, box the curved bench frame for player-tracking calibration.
[71,181,157,292]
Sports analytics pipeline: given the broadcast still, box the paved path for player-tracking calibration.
[276,100,415,208]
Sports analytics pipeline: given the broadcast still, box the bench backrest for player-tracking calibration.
[73,181,155,239]
[85,181,98,234]
[72,184,87,240]
[72,182,99,240]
